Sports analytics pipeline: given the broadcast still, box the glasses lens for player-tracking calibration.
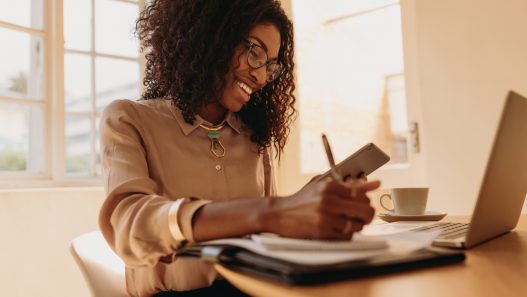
[245,40,283,82]
[266,62,283,82]
[247,46,267,68]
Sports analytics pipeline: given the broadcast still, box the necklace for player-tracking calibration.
[199,120,226,158]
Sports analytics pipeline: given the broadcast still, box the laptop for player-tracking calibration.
[411,91,527,248]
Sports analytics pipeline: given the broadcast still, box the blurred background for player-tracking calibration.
[0,0,526,296]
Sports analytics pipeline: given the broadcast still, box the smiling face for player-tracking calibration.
[199,23,281,124]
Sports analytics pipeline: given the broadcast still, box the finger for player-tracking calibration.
[349,180,381,201]
[348,179,381,192]
[326,216,365,240]
[357,172,368,181]
[343,172,367,182]
[322,193,371,213]
[326,229,352,240]
[340,220,361,239]
[325,213,348,230]
[325,180,380,201]
[347,203,375,224]
[323,216,352,240]
[323,180,372,197]
[322,180,348,193]
[321,196,375,223]
[350,219,365,232]
[341,220,354,236]
[343,174,355,182]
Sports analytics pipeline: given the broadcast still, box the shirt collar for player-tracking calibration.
[166,99,242,136]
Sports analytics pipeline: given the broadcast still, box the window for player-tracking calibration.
[0,0,45,177]
[0,0,144,187]
[279,0,425,192]
[63,0,141,177]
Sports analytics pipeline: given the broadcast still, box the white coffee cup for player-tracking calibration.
[379,187,429,215]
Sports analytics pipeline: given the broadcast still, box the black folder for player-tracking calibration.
[177,244,465,285]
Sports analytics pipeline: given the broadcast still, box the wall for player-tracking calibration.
[278,0,527,215]
[415,0,527,214]
[0,188,105,297]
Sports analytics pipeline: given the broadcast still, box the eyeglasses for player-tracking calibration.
[243,39,283,82]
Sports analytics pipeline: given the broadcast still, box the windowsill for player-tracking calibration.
[0,178,103,190]
[0,186,103,192]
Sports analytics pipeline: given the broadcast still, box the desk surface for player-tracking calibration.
[216,215,527,297]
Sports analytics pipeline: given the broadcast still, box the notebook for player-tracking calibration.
[176,237,465,285]
[411,91,527,248]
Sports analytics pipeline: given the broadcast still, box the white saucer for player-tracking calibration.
[377,211,447,223]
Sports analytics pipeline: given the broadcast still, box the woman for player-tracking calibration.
[99,0,380,296]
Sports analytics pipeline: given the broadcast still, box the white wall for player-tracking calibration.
[415,0,527,214]
[278,0,527,214]
[0,188,105,297]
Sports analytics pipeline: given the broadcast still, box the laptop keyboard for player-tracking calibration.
[411,222,470,240]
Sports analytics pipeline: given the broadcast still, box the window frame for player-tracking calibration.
[0,0,146,189]
[276,0,428,194]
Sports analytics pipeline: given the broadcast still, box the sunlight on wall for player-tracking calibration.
[292,0,408,173]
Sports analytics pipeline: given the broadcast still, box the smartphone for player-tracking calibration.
[316,143,390,182]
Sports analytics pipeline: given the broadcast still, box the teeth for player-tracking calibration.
[236,80,253,95]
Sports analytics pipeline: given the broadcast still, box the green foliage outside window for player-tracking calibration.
[0,150,26,171]
[8,72,28,95]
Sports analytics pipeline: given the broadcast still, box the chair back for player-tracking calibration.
[70,231,128,297]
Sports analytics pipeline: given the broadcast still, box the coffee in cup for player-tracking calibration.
[379,187,429,215]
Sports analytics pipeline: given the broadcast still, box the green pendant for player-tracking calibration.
[207,131,225,157]
[208,131,220,139]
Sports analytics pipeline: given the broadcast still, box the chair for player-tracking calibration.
[70,231,129,297]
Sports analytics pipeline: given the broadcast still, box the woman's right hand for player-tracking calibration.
[262,179,380,240]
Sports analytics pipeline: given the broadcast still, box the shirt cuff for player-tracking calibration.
[168,198,211,243]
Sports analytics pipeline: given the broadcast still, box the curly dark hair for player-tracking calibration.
[135,0,296,156]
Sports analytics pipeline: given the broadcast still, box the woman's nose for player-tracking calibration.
[249,66,267,85]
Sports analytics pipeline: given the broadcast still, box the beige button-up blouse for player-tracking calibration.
[98,98,276,296]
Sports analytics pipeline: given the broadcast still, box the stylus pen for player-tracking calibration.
[321,133,343,182]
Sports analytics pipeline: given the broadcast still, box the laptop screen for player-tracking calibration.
[466,91,527,247]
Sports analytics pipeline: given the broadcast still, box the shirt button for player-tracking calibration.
[215,164,222,171]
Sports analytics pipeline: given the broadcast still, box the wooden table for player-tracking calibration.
[216,215,527,297]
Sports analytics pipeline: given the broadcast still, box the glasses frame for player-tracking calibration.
[243,39,283,82]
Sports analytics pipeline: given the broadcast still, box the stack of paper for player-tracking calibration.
[251,233,388,251]
[200,230,440,266]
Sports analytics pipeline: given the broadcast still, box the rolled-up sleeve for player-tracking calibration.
[98,100,209,267]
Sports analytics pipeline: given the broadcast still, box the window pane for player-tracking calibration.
[95,116,101,176]
[95,0,139,57]
[64,0,92,51]
[0,103,44,173]
[384,74,408,164]
[292,0,408,174]
[95,57,140,112]
[65,53,92,112]
[0,28,44,100]
[0,0,43,29]
[65,115,91,175]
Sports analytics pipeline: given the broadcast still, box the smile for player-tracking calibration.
[236,80,253,96]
